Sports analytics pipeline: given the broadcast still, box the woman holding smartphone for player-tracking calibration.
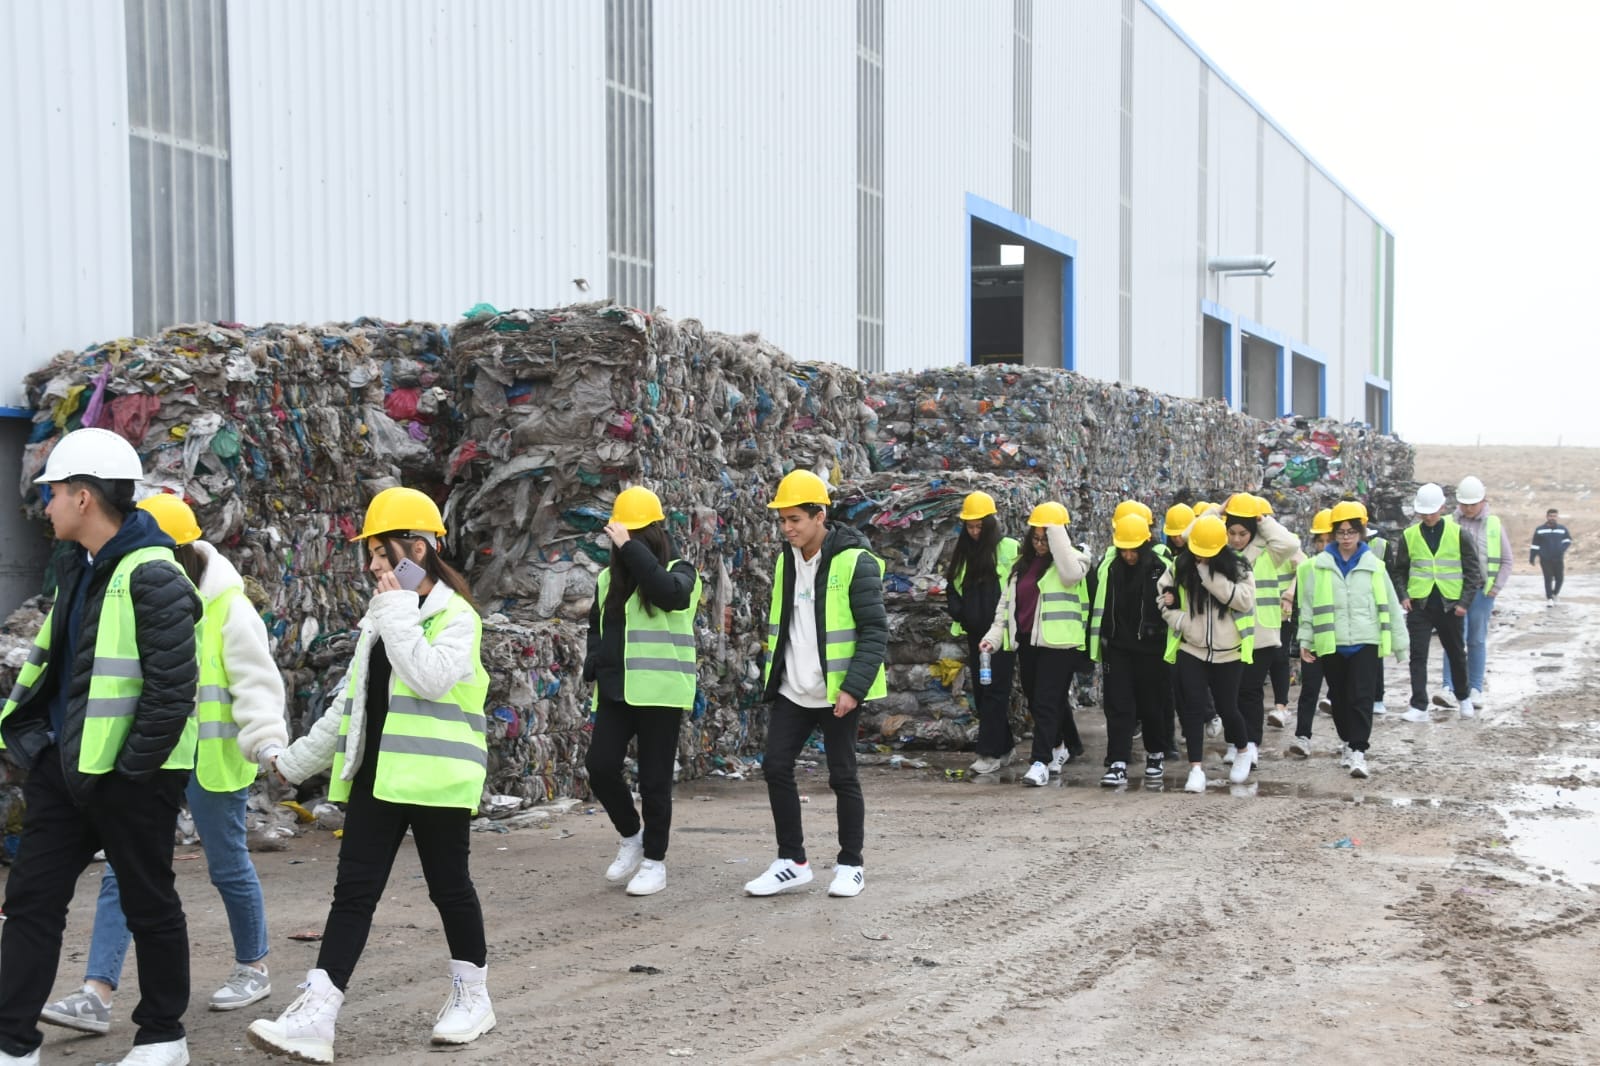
[248,488,493,1063]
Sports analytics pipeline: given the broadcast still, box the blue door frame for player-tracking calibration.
[965,193,1077,370]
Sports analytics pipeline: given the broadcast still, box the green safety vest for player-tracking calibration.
[1404,520,1464,601]
[1482,515,1502,587]
[950,537,1019,641]
[194,586,258,792]
[1163,584,1255,665]
[1246,551,1289,630]
[0,546,198,773]
[1368,536,1389,563]
[591,561,702,711]
[1301,558,1395,658]
[763,548,888,703]
[1033,563,1089,648]
[330,595,490,810]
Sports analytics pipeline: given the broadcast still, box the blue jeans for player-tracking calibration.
[85,778,268,989]
[1442,593,1493,695]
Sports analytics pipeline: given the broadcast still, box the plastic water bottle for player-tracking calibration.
[978,649,993,686]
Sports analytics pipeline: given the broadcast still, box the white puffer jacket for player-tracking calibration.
[194,540,289,764]
[1240,514,1306,651]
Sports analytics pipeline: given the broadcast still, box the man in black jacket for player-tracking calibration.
[1087,515,1174,787]
[745,471,887,899]
[0,429,202,1066]
[1530,508,1573,605]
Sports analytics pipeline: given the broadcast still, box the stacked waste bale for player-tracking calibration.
[1258,418,1416,531]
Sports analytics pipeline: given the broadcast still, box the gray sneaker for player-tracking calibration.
[209,964,271,1011]
[40,985,112,1033]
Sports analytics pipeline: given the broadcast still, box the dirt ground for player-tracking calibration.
[29,445,1600,1065]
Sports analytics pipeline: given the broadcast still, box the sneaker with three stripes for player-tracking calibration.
[744,858,813,897]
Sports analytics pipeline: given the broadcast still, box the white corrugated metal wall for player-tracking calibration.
[881,0,1013,374]
[1341,206,1377,417]
[226,0,608,326]
[1260,128,1306,338]
[0,1,134,409]
[653,0,855,364]
[1305,169,1344,358]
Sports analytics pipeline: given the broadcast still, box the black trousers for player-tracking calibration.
[1321,646,1379,753]
[1406,600,1468,709]
[1293,657,1347,740]
[1102,647,1171,763]
[0,750,189,1055]
[1175,654,1246,763]
[762,695,864,866]
[1541,557,1565,598]
[965,632,1017,757]
[1237,654,1271,746]
[316,779,485,991]
[586,695,684,861]
[1269,631,1293,706]
[1017,642,1083,764]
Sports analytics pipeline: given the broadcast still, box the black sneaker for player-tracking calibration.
[1144,753,1165,779]
[1100,763,1128,787]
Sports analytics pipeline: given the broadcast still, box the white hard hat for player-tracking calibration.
[32,428,146,485]
[1413,482,1446,515]
[1456,475,1486,505]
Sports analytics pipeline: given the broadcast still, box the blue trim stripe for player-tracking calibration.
[1200,300,1238,409]
[0,406,32,419]
[964,193,1078,370]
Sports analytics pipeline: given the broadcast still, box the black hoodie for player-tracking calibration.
[1,509,202,804]
[761,523,888,705]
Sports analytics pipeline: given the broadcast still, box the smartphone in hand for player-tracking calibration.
[391,558,427,591]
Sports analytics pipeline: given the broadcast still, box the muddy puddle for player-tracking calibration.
[1497,756,1600,887]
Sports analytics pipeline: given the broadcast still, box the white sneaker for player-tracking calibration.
[1317,697,1333,715]
[1228,746,1253,784]
[431,960,495,1045]
[1370,700,1387,716]
[1047,745,1068,774]
[969,755,1002,775]
[625,859,667,896]
[1339,744,1353,769]
[1022,761,1050,787]
[1469,688,1484,705]
[1431,691,1457,710]
[1184,766,1207,793]
[247,969,342,1064]
[1267,706,1289,728]
[744,858,813,896]
[40,984,112,1033]
[1288,736,1311,758]
[1223,744,1238,765]
[1458,698,1476,720]
[1348,751,1370,779]
[210,963,270,1011]
[103,1039,189,1065]
[1400,706,1431,724]
[1205,716,1223,738]
[0,1048,38,1065]
[605,832,645,884]
[828,864,865,898]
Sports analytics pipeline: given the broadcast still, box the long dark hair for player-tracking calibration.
[376,534,476,609]
[946,515,1001,587]
[174,543,208,587]
[1015,525,1053,572]
[1172,546,1247,615]
[604,523,673,618]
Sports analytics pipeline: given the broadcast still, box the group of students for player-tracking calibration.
[939,480,1513,791]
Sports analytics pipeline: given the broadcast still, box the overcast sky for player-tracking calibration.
[1157,0,1600,447]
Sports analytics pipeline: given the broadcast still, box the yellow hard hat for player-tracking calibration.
[1254,494,1274,515]
[1112,513,1151,550]
[137,494,201,546]
[611,486,666,530]
[1027,501,1070,527]
[356,486,446,542]
[1224,493,1264,520]
[959,491,997,521]
[768,469,832,509]
[1113,500,1153,526]
[1188,514,1229,558]
[1329,500,1369,527]
[1310,508,1334,535]
[1163,503,1195,539]
[1193,500,1215,515]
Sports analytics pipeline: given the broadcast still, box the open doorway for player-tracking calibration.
[966,195,1075,369]
[1291,352,1325,416]
[1365,382,1390,431]
[1202,314,1229,401]
[1240,333,1282,420]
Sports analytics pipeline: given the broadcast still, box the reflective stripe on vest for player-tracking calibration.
[1404,520,1464,600]
[951,537,1018,641]
[1483,515,1502,586]
[329,596,491,810]
[1036,565,1088,648]
[1162,585,1254,665]
[591,562,702,711]
[1251,551,1284,629]
[1368,536,1388,563]
[763,547,888,703]
[194,585,258,792]
[1087,554,1113,662]
[1308,562,1394,658]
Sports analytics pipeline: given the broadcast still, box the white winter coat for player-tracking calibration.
[1239,514,1306,651]
[194,540,289,763]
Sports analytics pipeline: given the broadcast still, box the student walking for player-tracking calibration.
[1443,476,1510,704]
[979,502,1092,787]
[1221,494,1303,776]
[40,495,288,1042]
[1391,483,1483,724]
[1087,514,1173,786]
[1287,509,1340,759]
[249,488,494,1062]
[744,471,887,899]
[0,428,203,1066]
[1158,514,1257,793]
[1530,509,1572,605]
[584,487,700,897]
[945,491,1020,775]
[1297,502,1408,779]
